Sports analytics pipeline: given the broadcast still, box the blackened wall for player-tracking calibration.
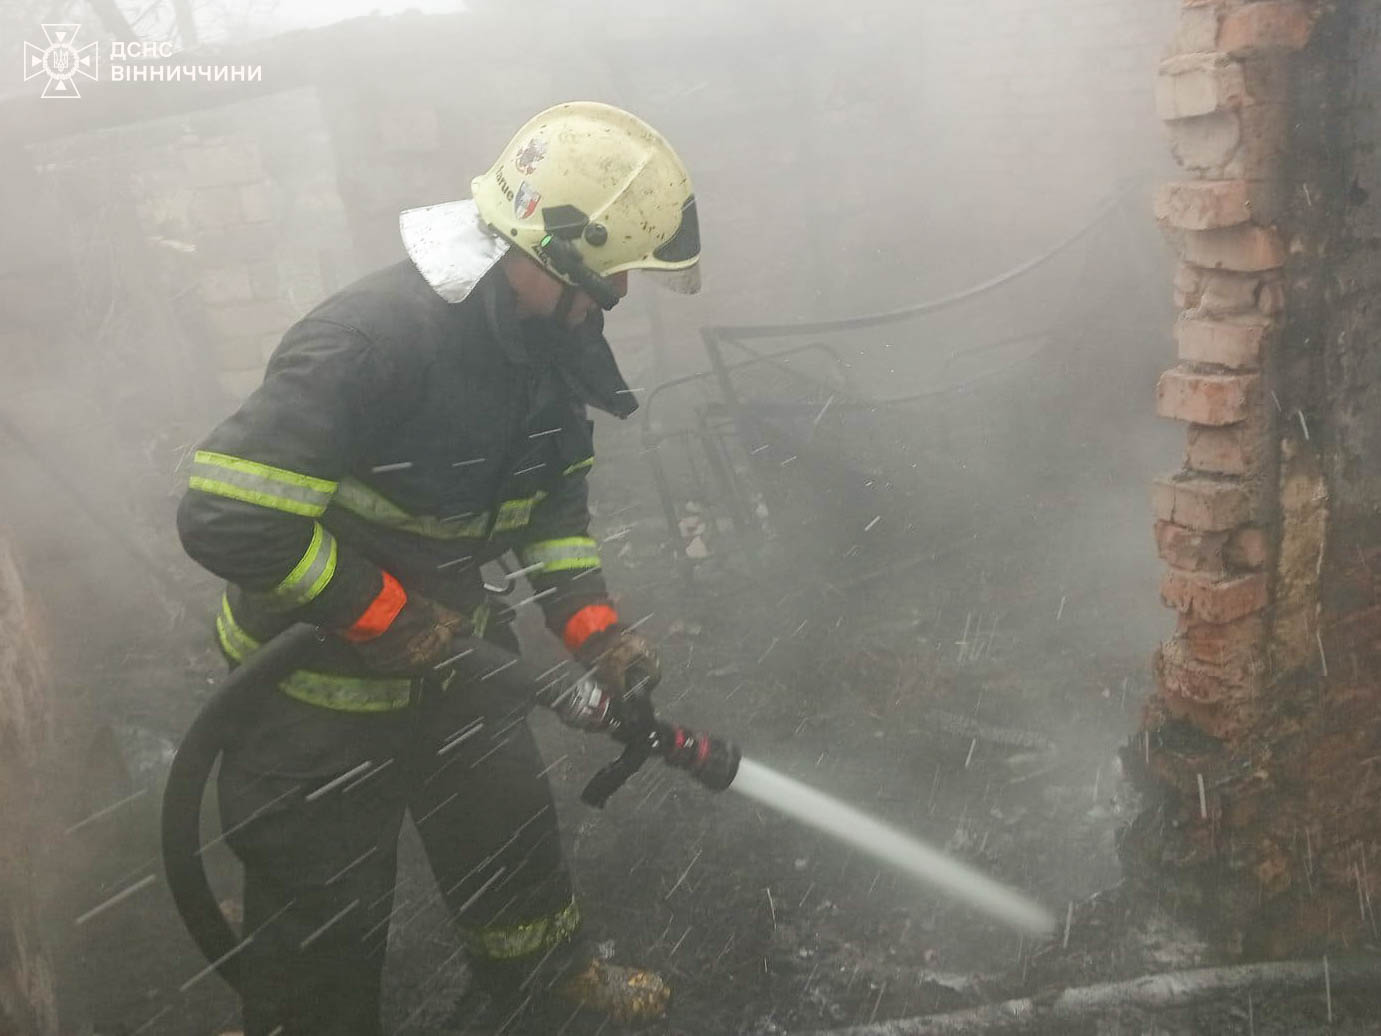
[1298,0,1381,937]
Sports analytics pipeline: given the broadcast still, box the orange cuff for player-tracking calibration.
[342,570,408,643]
[563,603,619,653]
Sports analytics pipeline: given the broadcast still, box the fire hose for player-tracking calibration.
[159,622,739,992]
[162,625,1056,995]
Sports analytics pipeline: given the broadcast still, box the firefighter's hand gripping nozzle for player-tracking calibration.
[564,666,740,808]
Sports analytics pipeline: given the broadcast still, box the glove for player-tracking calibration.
[348,593,473,675]
[576,624,661,700]
[550,673,617,732]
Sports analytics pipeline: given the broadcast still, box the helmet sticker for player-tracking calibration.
[514,181,541,220]
[514,137,547,175]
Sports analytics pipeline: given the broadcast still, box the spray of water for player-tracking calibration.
[730,757,1057,937]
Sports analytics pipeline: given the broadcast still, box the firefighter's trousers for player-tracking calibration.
[216,630,576,1036]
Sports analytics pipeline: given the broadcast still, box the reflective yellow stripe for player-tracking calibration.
[332,478,548,539]
[333,478,493,539]
[277,676,413,712]
[252,522,338,609]
[216,594,259,657]
[471,600,491,640]
[519,536,601,573]
[492,494,545,533]
[562,457,594,476]
[461,898,582,961]
[189,451,337,517]
[215,594,413,712]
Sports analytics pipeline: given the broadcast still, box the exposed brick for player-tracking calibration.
[1155,520,1228,572]
[1170,6,1221,54]
[1155,180,1251,230]
[1256,274,1286,314]
[1150,478,1177,522]
[1183,224,1286,271]
[1161,569,1269,623]
[1166,104,1286,178]
[1156,54,1247,121]
[1157,643,1229,707]
[1177,612,1267,669]
[1174,262,1206,310]
[1156,637,1260,710]
[1225,525,1269,569]
[1182,268,1277,318]
[1218,1,1316,56]
[1167,110,1240,172]
[1157,368,1258,425]
[1185,422,1264,476]
[1152,473,1254,531]
[1175,316,1270,368]
[198,265,252,305]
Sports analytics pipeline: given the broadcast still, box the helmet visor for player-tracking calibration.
[639,263,701,295]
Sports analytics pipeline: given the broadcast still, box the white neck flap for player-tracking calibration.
[399,198,511,304]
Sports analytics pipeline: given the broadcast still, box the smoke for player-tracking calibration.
[0,0,1183,1030]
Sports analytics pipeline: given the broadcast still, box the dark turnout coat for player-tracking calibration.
[177,258,632,702]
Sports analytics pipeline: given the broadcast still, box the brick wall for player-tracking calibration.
[121,87,354,400]
[1129,0,1381,956]
[10,86,351,405]
[1293,0,1381,954]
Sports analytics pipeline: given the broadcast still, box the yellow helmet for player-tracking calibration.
[470,101,701,309]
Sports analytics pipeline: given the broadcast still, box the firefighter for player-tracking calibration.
[176,101,701,1034]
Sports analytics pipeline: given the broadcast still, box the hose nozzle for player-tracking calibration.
[578,714,740,807]
[662,726,740,791]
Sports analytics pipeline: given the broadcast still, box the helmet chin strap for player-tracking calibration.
[538,234,621,311]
